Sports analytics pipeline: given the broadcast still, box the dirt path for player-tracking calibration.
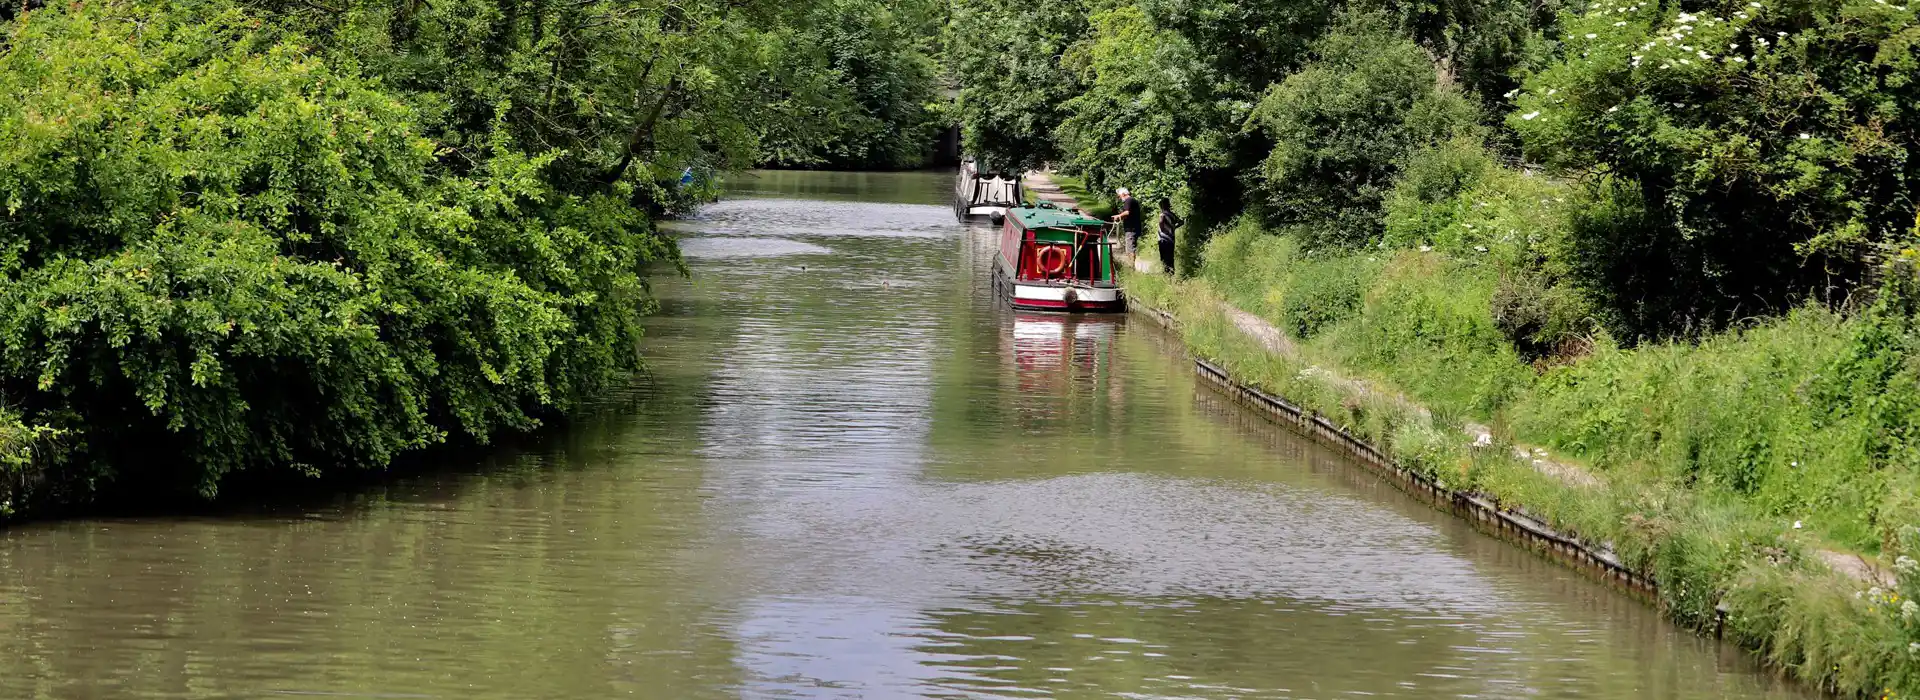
[1022,170,1082,209]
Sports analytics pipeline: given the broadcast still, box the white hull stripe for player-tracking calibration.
[1012,284,1121,303]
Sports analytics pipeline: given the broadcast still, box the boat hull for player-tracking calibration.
[962,205,1010,222]
[993,265,1126,313]
[954,159,1021,223]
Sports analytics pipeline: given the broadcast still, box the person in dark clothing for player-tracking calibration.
[1112,187,1143,255]
[1157,197,1182,275]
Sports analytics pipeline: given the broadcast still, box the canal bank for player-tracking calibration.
[1117,256,1912,699]
[0,171,1825,698]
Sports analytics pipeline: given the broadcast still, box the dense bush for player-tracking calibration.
[0,3,661,500]
[1251,13,1484,249]
[1056,0,1334,204]
[1383,140,1577,263]
[1511,0,1920,338]
[1324,254,1533,417]
[1511,306,1898,547]
[1054,5,1196,201]
[947,0,1092,172]
[1200,222,1384,338]
[755,0,945,169]
[1365,0,1566,105]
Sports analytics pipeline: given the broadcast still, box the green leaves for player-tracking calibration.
[1513,0,1920,337]
[0,1,659,503]
[948,0,1095,173]
[1251,12,1484,249]
[754,0,945,169]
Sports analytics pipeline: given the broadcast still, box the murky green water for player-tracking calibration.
[0,171,1814,699]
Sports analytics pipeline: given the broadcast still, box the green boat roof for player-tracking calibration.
[1011,206,1107,230]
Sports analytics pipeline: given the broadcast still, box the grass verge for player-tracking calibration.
[1044,171,1115,218]
[1124,228,1920,699]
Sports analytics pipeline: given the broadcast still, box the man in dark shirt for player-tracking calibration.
[1157,197,1182,276]
[1112,187,1143,255]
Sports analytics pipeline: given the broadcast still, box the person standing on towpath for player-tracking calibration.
[1156,197,1182,276]
[1112,187,1143,256]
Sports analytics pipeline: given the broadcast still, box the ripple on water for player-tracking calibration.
[677,236,833,258]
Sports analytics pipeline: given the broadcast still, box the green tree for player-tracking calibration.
[0,1,664,500]
[947,0,1093,172]
[1364,0,1565,106]
[1251,12,1483,249]
[1512,0,1920,338]
[756,0,945,170]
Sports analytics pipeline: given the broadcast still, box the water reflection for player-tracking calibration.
[0,171,1815,700]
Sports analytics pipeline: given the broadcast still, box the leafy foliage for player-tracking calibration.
[947,0,1092,172]
[1363,0,1566,104]
[1512,0,1920,338]
[0,0,934,507]
[755,0,946,169]
[1251,13,1484,249]
[0,2,667,499]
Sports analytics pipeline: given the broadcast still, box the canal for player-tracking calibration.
[0,171,1812,698]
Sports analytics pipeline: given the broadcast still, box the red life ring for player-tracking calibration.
[1035,245,1070,277]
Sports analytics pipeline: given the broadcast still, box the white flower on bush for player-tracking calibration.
[1903,600,1919,621]
[1522,111,1541,120]
[1586,33,1600,39]
[1799,133,1811,139]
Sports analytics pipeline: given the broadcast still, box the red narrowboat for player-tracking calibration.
[992,205,1125,313]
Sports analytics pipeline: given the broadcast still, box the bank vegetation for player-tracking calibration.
[950,0,1920,695]
[0,0,940,514]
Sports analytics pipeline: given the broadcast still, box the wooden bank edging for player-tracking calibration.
[1126,299,1660,603]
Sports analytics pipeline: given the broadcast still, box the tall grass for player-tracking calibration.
[1128,219,1920,698]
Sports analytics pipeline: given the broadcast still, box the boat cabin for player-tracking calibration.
[955,157,1022,222]
[993,204,1125,312]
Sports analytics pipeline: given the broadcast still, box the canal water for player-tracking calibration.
[0,171,1812,699]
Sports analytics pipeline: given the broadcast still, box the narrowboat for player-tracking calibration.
[992,204,1125,312]
[955,157,1022,223]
